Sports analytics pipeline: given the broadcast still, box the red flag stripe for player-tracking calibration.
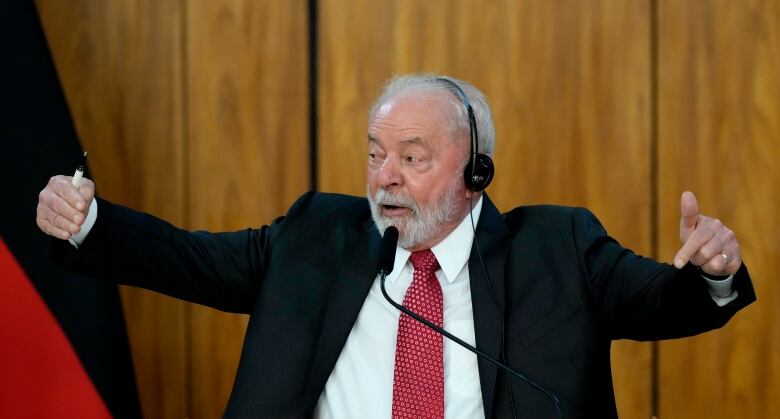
[0,237,111,418]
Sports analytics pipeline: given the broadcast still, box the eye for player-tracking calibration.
[405,155,418,163]
[368,150,385,163]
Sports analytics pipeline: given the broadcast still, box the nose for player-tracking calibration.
[376,157,402,190]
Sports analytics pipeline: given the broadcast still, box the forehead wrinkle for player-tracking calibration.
[368,96,453,153]
[368,136,428,152]
[370,97,439,128]
[368,124,430,146]
[369,118,429,133]
[399,137,423,145]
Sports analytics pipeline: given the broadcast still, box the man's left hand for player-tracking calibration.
[673,191,742,275]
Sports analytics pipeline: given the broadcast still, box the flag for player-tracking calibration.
[0,1,142,417]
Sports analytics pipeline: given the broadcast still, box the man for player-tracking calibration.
[37,74,754,418]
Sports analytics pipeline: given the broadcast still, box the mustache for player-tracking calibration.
[373,189,420,214]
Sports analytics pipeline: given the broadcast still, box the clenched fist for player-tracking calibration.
[673,191,742,276]
[36,175,95,240]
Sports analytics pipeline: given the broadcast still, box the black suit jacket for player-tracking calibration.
[53,192,755,418]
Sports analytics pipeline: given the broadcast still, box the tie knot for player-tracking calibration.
[409,249,440,274]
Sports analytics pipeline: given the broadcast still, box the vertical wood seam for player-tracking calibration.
[180,0,194,417]
[308,0,318,191]
[650,0,660,417]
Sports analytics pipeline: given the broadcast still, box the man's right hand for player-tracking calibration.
[37,175,95,240]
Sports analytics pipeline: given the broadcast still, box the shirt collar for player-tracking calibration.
[386,196,483,285]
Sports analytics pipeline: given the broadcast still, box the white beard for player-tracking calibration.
[367,177,462,249]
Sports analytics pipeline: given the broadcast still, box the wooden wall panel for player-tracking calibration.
[35,1,189,418]
[39,0,777,417]
[318,1,652,417]
[186,0,309,417]
[657,0,780,418]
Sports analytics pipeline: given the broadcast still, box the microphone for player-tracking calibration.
[376,226,563,418]
[377,226,398,276]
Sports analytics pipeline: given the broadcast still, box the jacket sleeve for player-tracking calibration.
[50,193,315,313]
[571,207,756,341]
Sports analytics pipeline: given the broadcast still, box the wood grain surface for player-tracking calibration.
[656,0,780,417]
[35,0,778,417]
[318,1,653,417]
[185,0,309,417]
[35,1,189,417]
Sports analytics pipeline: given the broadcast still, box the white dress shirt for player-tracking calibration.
[314,197,486,419]
[71,196,738,417]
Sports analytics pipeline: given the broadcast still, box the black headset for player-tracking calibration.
[437,78,495,192]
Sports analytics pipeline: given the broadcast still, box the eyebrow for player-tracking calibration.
[399,137,423,146]
[367,135,424,145]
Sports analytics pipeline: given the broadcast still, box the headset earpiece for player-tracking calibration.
[439,77,495,192]
[464,153,494,192]
[437,77,495,192]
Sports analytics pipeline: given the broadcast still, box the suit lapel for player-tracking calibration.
[302,197,510,416]
[303,223,380,414]
[469,195,511,419]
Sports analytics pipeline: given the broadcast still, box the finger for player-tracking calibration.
[680,191,700,231]
[700,237,741,276]
[76,178,96,203]
[726,251,742,274]
[722,241,742,275]
[41,191,84,226]
[38,204,81,234]
[36,214,72,240]
[49,175,87,211]
[674,216,721,268]
[700,250,730,274]
[690,224,732,266]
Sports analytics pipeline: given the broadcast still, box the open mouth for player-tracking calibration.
[381,204,411,216]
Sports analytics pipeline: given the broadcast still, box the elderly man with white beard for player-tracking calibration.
[37,74,755,418]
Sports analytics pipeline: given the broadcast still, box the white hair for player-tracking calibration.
[369,74,496,156]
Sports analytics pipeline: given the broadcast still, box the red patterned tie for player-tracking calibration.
[392,249,444,419]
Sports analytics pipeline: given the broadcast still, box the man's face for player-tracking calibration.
[367,94,474,250]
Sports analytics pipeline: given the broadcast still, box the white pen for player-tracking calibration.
[71,151,87,188]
